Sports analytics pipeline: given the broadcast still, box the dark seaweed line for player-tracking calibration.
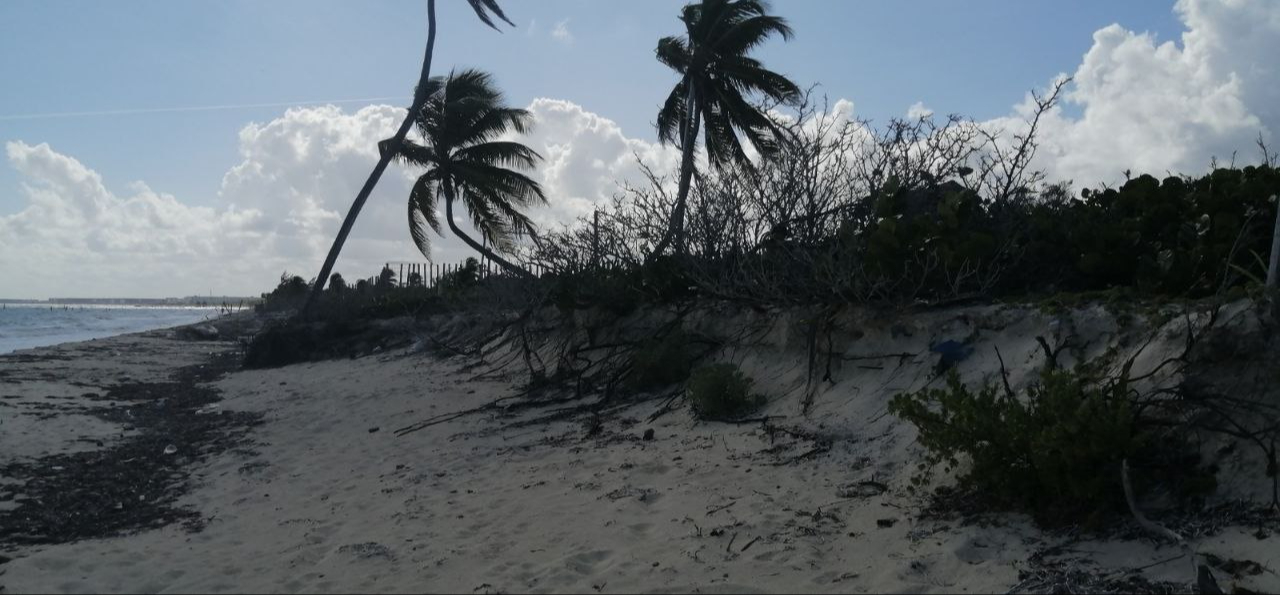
[0,350,262,549]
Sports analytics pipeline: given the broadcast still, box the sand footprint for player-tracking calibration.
[563,548,614,576]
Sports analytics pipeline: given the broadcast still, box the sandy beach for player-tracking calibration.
[1,305,1278,594]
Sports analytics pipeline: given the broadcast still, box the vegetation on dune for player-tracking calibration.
[285,0,1280,318]
[247,0,1280,533]
[530,89,1280,308]
[889,366,1216,525]
[687,363,764,421]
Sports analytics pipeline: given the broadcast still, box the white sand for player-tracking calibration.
[1,304,1277,593]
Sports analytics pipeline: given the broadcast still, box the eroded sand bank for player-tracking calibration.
[1,306,1277,593]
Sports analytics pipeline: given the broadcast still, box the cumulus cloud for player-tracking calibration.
[1,105,475,298]
[551,19,573,45]
[5,0,1279,298]
[0,99,676,298]
[989,0,1280,187]
[520,98,679,226]
[216,104,431,268]
[0,141,266,298]
[906,102,933,120]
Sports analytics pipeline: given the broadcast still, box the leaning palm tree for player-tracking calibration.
[649,0,801,259]
[303,0,514,317]
[391,69,546,277]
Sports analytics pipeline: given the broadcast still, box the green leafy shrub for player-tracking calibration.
[628,329,693,391]
[687,363,764,420]
[257,272,312,312]
[890,368,1145,522]
[890,366,1217,524]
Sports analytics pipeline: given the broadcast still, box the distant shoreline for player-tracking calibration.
[0,297,261,307]
[2,303,228,309]
[0,307,233,356]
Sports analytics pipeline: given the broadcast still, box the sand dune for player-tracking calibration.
[1,305,1277,593]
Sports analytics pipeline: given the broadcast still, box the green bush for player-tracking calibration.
[890,368,1145,522]
[257,272,312,312]
[890,365,1218,525]
[687,363,764,420]
[628,329,693,391]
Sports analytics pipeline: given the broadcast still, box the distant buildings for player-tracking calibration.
[4,296,262,307]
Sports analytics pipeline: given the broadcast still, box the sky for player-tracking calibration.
[0,0,1277,299]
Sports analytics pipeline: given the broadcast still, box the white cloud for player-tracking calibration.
[906,101,933,120]
[6,0,1279,298]
[551,19,573,45]
[0,142,266,298]
[986,0,1279,187]
[520,98,679,226]
[0,99,676,298]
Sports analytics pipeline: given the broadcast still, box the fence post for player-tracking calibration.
[1269,194,1280,288]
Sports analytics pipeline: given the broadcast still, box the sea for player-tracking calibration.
[0,304,221,355]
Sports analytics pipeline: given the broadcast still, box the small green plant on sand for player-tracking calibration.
[688,363,765,421]
[891,367,1143,523]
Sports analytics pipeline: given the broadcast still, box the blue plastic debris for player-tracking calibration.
[930,339,974,372]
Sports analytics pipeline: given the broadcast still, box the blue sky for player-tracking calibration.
[0,1,1182,212]
[4,0,1276,299]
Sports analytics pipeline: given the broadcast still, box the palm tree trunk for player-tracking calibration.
[302,0,438,318]
[444,184,533,278]
[648,83,701,262]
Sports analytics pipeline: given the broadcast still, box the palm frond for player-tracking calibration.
[464,182,540,240]
[408,174,442,259]
[461,107,534,145]
[711,14,793,56]
[712,77,784,138]
[716,55,801,104]
[683,0,726,42]
[700,102,751,167]
[459,189,516,253]
[657,78,690,146]
[453,141,542,170]
[467,0,515,30]
[656,36,691,73]
[393,139,440,168]
[444,69,503,102]
[453,162,547,206]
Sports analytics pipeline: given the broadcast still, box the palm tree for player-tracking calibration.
[303,0,514,317]
[650,0,801,259]
[392,69,546,277]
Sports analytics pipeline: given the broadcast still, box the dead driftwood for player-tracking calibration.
[394,300,723,439]
[1121,458,1186,546]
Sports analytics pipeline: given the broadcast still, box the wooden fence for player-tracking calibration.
[372,259,550,289]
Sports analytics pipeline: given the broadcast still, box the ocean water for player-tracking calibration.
[0,304,220,355]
